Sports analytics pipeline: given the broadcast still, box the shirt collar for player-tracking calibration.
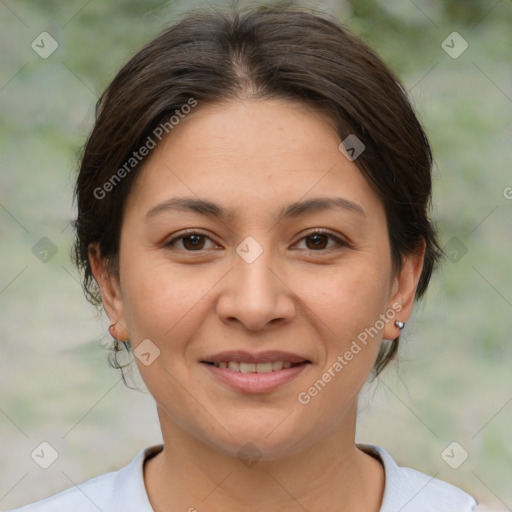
[128,443,477,512]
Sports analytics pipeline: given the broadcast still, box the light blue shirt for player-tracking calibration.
[8,444,479,511]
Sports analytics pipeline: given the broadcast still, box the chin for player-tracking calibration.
[198,418,314,463]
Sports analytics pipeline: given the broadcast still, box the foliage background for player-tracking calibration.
[1,0,511,509]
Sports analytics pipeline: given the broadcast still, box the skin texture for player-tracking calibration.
[90,99,425,511]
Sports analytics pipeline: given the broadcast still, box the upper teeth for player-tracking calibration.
[214,361,294,373]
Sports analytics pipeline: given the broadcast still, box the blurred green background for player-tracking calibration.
[1,0,511,510]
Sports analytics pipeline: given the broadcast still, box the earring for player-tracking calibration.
[395,320,405,330]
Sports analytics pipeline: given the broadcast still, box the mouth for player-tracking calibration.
[201,360,307,372]
[200,350,312,393]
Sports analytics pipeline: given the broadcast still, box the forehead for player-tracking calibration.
[124,99,383,221]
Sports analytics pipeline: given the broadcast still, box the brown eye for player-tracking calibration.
[295,231,346,251]
[305,233,329,250]
[166,232,217,251]
[181,234,206,250]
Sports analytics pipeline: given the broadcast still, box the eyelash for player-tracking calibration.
[164,229,348,253]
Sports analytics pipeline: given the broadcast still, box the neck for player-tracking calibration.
[144,404,385,512]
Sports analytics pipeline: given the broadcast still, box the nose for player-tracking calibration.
[216,239,296,332]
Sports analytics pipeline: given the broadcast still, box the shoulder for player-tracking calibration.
[358,444,479,512]
[7,445,163,512]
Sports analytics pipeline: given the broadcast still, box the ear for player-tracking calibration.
[88,242,129,341]
[383,239,426,341]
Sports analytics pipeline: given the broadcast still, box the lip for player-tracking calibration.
[200,350,310,365]
[201,361,310,394]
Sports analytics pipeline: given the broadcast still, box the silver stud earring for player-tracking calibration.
[395,320,405,330]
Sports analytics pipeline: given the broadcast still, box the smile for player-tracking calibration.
[203,361,303,373]
[200,351,311,393]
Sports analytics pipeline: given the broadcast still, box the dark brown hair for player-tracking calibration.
[72,4,443,380]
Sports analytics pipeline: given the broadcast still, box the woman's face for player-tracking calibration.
[92,99,423,459]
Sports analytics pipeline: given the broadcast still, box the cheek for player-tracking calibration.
[300,259,391,331]
[294,265,388,411]
[296,258,391,394]
[118,247,226,346]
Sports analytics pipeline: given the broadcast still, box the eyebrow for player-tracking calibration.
[145,196,366,222]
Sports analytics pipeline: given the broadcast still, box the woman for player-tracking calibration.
[11,4,479,511]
